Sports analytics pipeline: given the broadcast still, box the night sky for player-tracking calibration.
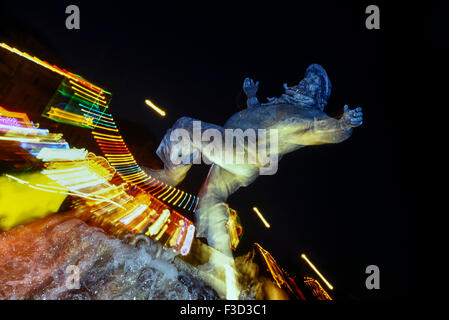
[0,1,416,299]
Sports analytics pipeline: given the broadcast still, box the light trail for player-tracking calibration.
[252,206,270,228]
[300,253,334,290]
[145,99,166,117]
[5,174,124,209]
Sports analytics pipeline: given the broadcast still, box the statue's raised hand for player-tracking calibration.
[243,78,259,98]
[341,105,363,129]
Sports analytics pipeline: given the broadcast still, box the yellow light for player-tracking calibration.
[121,171,145,179]
[110,160,137,166]
[105,153,133,157]
[157,186,172,199]
[167,189,180,204]
[92,132,122,139]
[252,207,270,228]
[81,109,114,121]
[69,80,106,98]
[155,224,168,241]
[0,43,106,93]
[172,191,185,206]
[93,136,124,142]
[162,187,176,201]
[46,107,94,127]
[130,176,152,184]
[146,209,170,236]
[71,85,107,103]
[300,253,334,290]
[0,173,67,230]
[123,173,149,183]
[169,225,182,247]
[145,99,166,117]
[74,92,108,108]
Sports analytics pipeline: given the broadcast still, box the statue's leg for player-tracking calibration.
[196,164,244,259]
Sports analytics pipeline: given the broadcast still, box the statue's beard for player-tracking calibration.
[282,88,316,107]
[264,84,324,110]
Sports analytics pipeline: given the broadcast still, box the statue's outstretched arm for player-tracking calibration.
[243,77,261,108]
[290,105,363,145]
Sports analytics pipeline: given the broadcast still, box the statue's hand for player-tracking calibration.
[243,78,259,98]
[341,105,363,129]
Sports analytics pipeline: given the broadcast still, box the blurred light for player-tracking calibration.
[119,204,148,225]
[252,207,270,228]
[146,209,170,236]
[36,147,88,161]
[0,106,33,127]
[145,99,166,117]
[0,43,108,94]
[180,225,195,256]
[155,224,168,241]
[300,253,334,290]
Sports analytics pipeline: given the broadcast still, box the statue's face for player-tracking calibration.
[282,64,331,110]
[305,73,321,98]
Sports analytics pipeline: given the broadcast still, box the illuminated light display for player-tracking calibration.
[0,106,34,128]
[0,43,108,94]
[145,99,166,117]
[36,147,88,162]
[155,224,168,241]
[0,117,21,127]
[252,207,271,228]
[46,106,95,129]
[70,80,106,99]
[0,44,200,254]
[1,43,199,213]
[131,211,156,233]
[0,173,68,230]
[169,224,182,247]
[300,253,334,290]
[0,123,49,136]
[71,85,107,103]
[91,128,197,210]
[180,225,195,256]
[146,209,170,236]
[45,169,94,184]
[172,191,185,206]
[0,136,40,143]
[4,174,124,210]
[119,204,148,225]
[158,186,173,199]
[174,220,188,249]
[42,76,112,129]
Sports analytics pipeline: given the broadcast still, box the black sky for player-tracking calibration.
[0,0,417,299]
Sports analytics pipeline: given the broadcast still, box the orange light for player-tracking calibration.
[0,43,107,94]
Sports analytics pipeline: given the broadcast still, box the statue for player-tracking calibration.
[144,64,363,275]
